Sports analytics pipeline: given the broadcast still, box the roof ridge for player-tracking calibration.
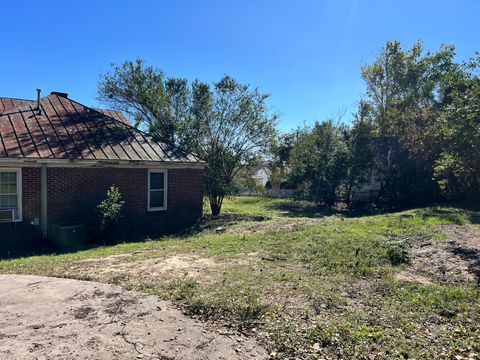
[0,96,35,102]
[0,97,36,116]
[93,107,123,113]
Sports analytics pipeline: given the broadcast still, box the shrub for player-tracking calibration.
[385,237,410,265]
[96,185,125,240]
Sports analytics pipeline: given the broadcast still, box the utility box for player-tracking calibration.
[52,222,86,249]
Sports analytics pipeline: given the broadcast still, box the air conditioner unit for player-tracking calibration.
[52,222,86,249]
[0,209,15,222]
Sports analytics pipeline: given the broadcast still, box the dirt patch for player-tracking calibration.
[397,224,480,284]
[0,274,266,359]
[65,253,259,288]
[395,271,433,285]
[94,255,223,280]
[145,255,220,276]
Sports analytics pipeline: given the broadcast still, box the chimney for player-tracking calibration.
[50,91,69,98]
[36,89,41,115]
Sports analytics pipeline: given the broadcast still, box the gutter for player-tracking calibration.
[0,158,207,169]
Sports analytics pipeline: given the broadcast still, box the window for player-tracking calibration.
[0,169,22,222]
[148,170,167,211]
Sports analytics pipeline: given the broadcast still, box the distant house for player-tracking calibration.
[0,92,205,247]
[350,136,403,203]
[351,169,382,202]
[251,166,271,188]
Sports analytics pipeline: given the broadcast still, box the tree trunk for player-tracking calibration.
[326,186,336,207]
[209,196,224,217]
[346,183,353,204]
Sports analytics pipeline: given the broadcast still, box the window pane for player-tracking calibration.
[0,194,17,208]
[0,181,16,193]
[150,172,165,190]
[0,172,16,183]
[0,172,17,194]
[149,190,164,208]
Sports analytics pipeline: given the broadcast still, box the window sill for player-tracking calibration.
[147,207,167,212]
[0,219,23,223]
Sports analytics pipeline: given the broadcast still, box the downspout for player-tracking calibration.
[40,164,48,238]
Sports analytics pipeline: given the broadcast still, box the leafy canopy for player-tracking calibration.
[98,62,277,215]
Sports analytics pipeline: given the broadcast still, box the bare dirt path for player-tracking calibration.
[396,224,480,284]
[0,275,266,360]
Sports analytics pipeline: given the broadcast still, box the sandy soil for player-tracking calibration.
[396,224,480,284]
[79,254,221,280]
[0,275,266,360]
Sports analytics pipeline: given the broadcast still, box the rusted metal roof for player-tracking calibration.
[0,97,35,113]
[94,108,131,125]
[0,93,203,163]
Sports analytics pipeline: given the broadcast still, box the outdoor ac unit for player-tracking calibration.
[52,222,86,249]
[0,209,15,222]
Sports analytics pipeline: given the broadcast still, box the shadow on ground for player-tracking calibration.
[0,214,267,261]
[418,207,480,225]
[0,227,174,261]
[450,246,480,284]
[267,198,480,223]
[265,200,381,219]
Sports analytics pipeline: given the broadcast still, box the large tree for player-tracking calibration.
[191,76,277,215]
[360,40,456,205]
[344,100,376,203]
[434,55,480,198]
[267,132,295,189]
[98,62,277,215]
[289,121,349,205]
[98,59,194,147]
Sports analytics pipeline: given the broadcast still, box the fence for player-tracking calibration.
[238,189,296,198]
[351,189,380,202]
[239,189,380,201]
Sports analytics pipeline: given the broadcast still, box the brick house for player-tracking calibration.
[0,91,205,249]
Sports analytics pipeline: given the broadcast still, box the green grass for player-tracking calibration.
[1,197,479,359]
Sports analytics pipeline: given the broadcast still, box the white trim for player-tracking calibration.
[0,158,206,169]
[0,168,22,222]
[147,169,168,211]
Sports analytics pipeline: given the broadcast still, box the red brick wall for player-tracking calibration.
[46,167,204,232]
[22,167,41,222]
[1,166,204,245]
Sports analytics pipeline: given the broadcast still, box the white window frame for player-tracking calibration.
[0,168,22,222]
[147,169,167,211]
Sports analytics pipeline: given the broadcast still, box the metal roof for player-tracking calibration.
[94,108,131,125]
[0,93,203,163]
[0,97,35,113]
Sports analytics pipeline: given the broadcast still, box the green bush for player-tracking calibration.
[96,185,125,240]
[385,237,410,265]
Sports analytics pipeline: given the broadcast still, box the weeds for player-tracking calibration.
[0,197,479,359]
[385,236,411,265]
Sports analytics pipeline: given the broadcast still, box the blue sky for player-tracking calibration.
[0,0,479,131]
